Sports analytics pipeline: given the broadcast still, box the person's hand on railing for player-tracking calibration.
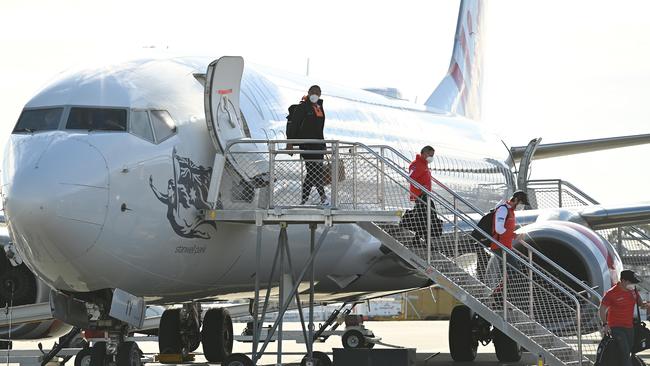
[602,323,611,336]
[286,143,294,156]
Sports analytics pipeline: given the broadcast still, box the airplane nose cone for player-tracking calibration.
[3,135,109,264]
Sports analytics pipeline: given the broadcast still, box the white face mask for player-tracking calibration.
[309,94,319,103]
[426,155,434,163]
[626,284,636,291]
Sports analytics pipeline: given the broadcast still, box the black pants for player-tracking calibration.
[301,160,325,203]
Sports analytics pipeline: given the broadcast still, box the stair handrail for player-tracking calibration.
[362,144,602,302]
[224,138,592,364]
[343,142,587,364]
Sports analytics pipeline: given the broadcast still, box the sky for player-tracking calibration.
[0,0,648,205]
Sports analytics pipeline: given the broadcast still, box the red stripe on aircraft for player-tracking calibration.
[450,62,464,90]
[217,89,233,95]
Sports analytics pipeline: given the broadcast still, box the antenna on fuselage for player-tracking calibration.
[306,58,310,77]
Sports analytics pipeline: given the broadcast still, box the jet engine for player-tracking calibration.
[0,226,72,340]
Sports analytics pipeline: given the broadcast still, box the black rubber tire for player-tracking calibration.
[74,347,93,366]
[493,328,522,362]
[300,351,332,366]
[158,309,182,354]
[90,342,106,366]
[202,308,234,363]
[449,305,478,361]
[221,353,253,366]
[633,355,647,366]
[342,329,365,349]
[116,341,142,366]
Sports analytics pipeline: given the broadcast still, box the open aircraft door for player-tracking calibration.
[205,56,246,154]
[204,56,265,207]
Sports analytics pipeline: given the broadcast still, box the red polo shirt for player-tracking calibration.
[602,283,638,328]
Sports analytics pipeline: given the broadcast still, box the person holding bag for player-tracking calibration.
[599,270,650,366]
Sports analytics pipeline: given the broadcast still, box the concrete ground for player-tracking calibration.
[7,320,650,365]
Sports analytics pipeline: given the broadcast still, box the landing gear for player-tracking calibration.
[201,308,233,363]
[158,304,201,355]
[493,328,522,362]
[449,305,478,361]
[116,341,142,366]
[300,351,332,366]
[221,353,253,366]
[74,347,93,366]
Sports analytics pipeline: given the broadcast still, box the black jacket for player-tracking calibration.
[293,99,325,158]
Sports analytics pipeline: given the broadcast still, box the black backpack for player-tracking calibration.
[471,204,507,247]
[286,104,301,139]
[595,334,621,366]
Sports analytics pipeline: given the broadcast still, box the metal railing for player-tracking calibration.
[220,139,601,365]
[528,179,650,280]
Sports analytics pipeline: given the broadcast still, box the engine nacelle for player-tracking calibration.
[515,220,622,297]
[0,228,72,339]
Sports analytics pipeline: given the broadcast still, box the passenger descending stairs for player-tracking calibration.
[214,140,601,366]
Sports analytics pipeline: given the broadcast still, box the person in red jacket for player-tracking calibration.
[600,270,649,366]
[404,146,437,244]
[408,146,434,201]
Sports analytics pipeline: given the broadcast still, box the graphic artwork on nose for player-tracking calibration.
[149,148,217,239]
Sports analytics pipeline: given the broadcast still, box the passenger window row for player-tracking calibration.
[13,107,176,144]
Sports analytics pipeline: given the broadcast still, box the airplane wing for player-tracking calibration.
[578,203,650,230]
[510,133,650,161]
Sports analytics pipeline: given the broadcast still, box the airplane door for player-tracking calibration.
[205,56,246,153]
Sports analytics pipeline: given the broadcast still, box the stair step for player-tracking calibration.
[548,346,573,352]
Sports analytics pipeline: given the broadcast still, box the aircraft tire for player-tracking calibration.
[202,308,233,362]
[633,355,648,366]
[158,309,182,354]
[74,347,93,366]
[449,305,478,361]
[493,328,522,362]
[89,342,107,366]
[300,351,332,366]
[116,341,142,366]
[221,353,252,366]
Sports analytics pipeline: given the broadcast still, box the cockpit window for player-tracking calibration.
[66,107,127,131]
[13,108,63,133]
[129,110,154,142]
[150,110,176,142]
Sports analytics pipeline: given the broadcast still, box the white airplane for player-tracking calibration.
[1,0,650,365]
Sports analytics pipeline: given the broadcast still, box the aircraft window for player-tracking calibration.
[130,110,154,142]
[13,108,63,133]
[150,110,176,142]
[66,107,127,131]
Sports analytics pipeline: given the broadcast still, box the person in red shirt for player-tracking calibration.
[600,270,649,366]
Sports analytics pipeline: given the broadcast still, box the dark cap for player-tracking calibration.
[512,190,530,205]
[621,270,641,284]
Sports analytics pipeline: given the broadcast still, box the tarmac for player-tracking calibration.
[8,320,650,365]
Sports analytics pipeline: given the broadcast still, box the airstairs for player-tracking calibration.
[528,179,650,286]
[204,139,603,366]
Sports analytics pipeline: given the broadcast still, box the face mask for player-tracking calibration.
[426,155,434,163]
[309,94,319,103]
[626,284,636,290]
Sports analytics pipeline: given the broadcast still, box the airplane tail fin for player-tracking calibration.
[425,0,485,120]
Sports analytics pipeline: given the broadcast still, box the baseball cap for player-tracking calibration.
[621,269,641,284]
[512,190,530,205]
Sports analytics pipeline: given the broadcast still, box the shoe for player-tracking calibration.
[319,195,330,206]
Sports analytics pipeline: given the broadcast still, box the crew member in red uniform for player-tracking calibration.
[491,190,529,250]
[600,270,649,366]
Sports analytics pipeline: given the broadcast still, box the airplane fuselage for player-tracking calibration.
[2,57,514,304]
